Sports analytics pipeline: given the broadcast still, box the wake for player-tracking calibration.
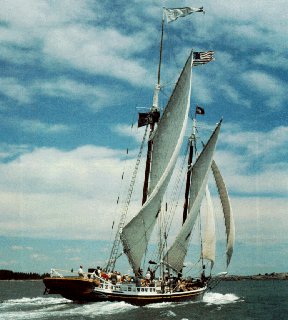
[203,291,241,305]
[0,297,137,319]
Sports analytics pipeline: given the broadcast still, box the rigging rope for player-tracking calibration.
[105,125,149,272]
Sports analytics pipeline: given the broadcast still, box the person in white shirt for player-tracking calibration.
[78,265,84,277]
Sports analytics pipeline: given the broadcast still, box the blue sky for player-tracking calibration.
[0,0,287,276]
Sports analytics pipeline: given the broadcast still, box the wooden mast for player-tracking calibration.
[182,118,196,224]
[142,14,165,205]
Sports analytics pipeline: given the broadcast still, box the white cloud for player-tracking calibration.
[0,259,17,267]
[0,145,138,239]
[0,0,286,113]
[0,77,32,104]
[36,77,120,110]
[0,145,126,195]
[0,0,95,29]
[253,52,288,71]
[244,71,284,99]
[0,143,32,161]
[30,253,48,261]
[221,124,288,158]
[11,245,33,251]
[0,1,154,86]
[213,123,288,196]
[208,0,287,31]
[219,83,251,108]
[0,115,71,137]
[231,197,287,243]
[43,25,151,85]
[113,123,146,144]
[0,75,125,111]
[0,117,287,241]
[20,119,70,134]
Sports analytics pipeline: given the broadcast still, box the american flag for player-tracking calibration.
[192,51,215,66]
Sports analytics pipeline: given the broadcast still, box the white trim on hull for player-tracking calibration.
[92,282,207,306]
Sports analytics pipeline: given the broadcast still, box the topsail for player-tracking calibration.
[121,52,194,273]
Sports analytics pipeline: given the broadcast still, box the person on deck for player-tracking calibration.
[96,266,101,277]
[110,272,117,285]
[116,271,122,283]
[101,271,109,281]
[145,270,151,285]
[78,265,84,277]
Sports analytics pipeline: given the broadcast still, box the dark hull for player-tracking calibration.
[43,277,206,306]
[43,277,100,302]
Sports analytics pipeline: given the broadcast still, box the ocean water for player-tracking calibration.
[0,280,287,320]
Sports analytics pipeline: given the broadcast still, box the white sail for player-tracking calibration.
[202,186,216,268]
[163,121,221,272]
[121,52,193,273]
[211,160,235,267]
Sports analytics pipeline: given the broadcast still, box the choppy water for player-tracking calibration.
[0,280,287,319]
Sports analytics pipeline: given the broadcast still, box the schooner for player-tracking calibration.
[43,5,235,305]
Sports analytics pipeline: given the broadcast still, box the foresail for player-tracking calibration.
[163,121,222,272]
[120,52,194,273]
[211,160,235,267]
[202,186,216,268]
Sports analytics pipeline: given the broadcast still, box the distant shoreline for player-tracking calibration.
[0,270,49,280]
[1,269,287,281]
[222,272,288,281]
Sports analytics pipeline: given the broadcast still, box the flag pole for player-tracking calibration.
[157,10,165,86]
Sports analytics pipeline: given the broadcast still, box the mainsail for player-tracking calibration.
[202,186,216,268]
[163,121,222,272]
[121,52,194,273]
[211,160,235,267]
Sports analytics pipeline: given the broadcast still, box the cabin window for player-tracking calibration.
[128,287,131,291]
[137,288,140,292]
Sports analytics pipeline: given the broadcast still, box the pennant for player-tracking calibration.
[193,51,215,66]
[196,105,205,115]
[138,110,160,128]
[164,7,204,23]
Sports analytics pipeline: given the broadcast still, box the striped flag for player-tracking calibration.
[164,7,204,23]
[193,51,215,66]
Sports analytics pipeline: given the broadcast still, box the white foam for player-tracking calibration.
[66,301,137,316]
[1,296,68,307]
[0,299,136,319]
[203,292,240,305]
[146,301,174,309]
[165,310,177,317]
